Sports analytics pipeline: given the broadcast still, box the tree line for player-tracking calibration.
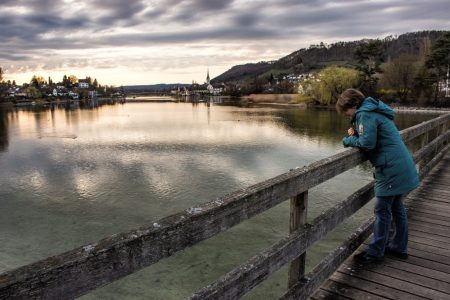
[0,71,120,101]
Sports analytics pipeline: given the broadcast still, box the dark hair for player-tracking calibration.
[336,88,365,115]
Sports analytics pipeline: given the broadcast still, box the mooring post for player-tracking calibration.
[288,190,308,288]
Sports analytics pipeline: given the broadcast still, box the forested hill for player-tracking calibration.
[211,31,447,84]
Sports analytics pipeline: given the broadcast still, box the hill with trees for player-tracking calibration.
[213,30,450,106]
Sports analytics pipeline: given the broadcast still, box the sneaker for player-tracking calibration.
[354,251,384,264]
[385,248,408,259]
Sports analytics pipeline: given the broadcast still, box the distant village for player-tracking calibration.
[0,72,124,105]
[166,69,304,99]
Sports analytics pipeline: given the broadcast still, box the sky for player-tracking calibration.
[1,0,449,86]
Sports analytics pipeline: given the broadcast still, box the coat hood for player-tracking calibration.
[357,97,395,120]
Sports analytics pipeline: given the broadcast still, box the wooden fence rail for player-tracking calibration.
[0,114,449,300]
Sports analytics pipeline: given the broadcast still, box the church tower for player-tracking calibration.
[206,69,210,84]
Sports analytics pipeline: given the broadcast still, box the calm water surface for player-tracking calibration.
[0,101,435,299]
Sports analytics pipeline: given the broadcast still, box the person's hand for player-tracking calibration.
[347,127,355,136]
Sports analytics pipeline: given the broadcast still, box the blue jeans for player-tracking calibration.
[366,194,408,258]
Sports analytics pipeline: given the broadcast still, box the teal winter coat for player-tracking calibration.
[343,97,419,197]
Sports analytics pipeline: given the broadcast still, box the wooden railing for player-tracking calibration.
[1,113,449,300]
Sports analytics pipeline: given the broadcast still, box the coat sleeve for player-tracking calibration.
[342,113,378,150]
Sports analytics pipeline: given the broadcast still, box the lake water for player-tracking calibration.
[0,101,436,299]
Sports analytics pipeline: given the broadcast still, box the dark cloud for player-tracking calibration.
[103,27,280,45]
[194,0,235,11]
[91,0,146,26]
[232,13,260,27]
[0,53,31,61]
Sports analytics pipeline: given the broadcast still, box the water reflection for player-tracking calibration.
[0,108,9,151]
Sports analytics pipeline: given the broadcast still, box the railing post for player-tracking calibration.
[419,130,430,172]
[288,191,308,288]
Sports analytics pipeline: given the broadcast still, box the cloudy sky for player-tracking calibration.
[1,0,449,86]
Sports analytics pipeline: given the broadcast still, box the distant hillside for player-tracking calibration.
[211,31,447,84]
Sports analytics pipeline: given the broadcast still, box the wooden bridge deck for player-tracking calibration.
[311,153,450,300]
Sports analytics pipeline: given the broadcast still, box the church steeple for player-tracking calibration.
[206,68,210,84]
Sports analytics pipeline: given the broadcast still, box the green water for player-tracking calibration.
[0,101,436,299]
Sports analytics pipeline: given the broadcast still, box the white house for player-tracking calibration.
[78,82,89,88]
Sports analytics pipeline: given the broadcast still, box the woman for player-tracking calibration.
[336,88,419,265]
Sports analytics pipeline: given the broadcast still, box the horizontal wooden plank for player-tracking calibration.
[409,214,450,228]
[388,250,450,274]
[409,202,450,214]
[416,188,450,198]
[409,219,450,232]
[407,247,450,266]
[408,205,450,218]
[401,114,450,143]
[409,192,450,204]
[409,228,450,245]
[339,265,450,299]
[318,280,386,300]
[310,288,353,300]
[412,129,450,165]
[417,144,450,179]
[189,182,375,300]
[342,262,450,294]
[409,230,450,247]
[382,257,450,284]
[330,272,424,300]
[409,221,450,238]
[408,240,450,258]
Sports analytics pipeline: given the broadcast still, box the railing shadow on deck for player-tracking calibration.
[1,113,449,300]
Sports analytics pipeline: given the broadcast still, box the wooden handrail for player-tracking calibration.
[1,114,449,300]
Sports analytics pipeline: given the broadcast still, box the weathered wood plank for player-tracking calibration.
[387,251,450,274]
[412,130,450,166]
[280,218,374,300]
[408,226,450,240]
[409,228,450,244]
[415,187,450,197]
[310,288,353,300]
[408,240,450,258]
[417,144,450,178]
[382,257,450,284]
[407,209,450,222]
[188,182,375,300]
[338,266,450,299]
[401,114,450,143]
[409,214,450,228]
[330,272,425,300]
[408,205,450,218]
[409,202,450,213]
[407,247,450,266]
[408,193,450,204]
[317,280,387,300]
[341,262,450,294]
[409,221,450,238]
[409,230,450,247]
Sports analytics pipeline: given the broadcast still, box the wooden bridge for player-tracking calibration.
[309,152,450,300]
[0,113,449,299]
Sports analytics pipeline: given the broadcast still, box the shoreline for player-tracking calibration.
[2,97,449,114]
